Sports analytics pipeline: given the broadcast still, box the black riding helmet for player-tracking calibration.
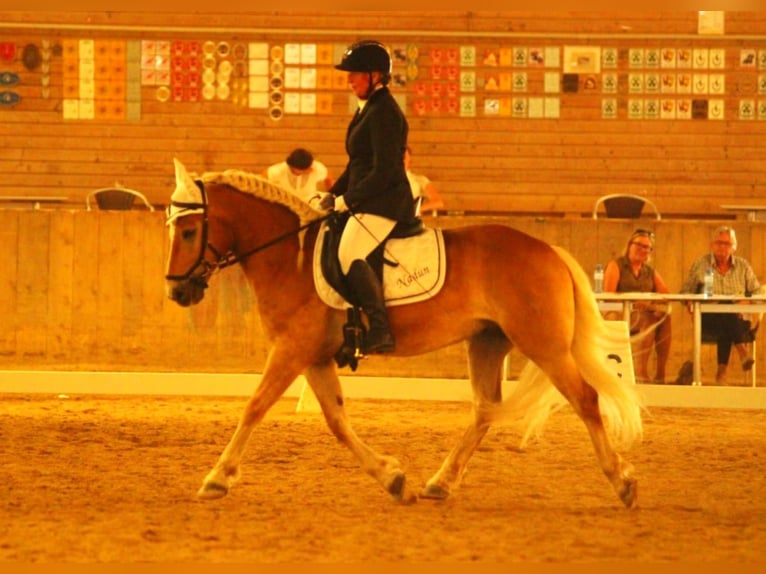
[335,40,392,74]
[335,40,392,98]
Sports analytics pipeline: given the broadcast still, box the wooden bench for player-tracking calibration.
[0,196,68,209]
[720,204,766,222]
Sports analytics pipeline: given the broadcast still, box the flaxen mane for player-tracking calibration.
[199,168,324,227]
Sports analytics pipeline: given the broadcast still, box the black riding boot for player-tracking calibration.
[346,259,395,354]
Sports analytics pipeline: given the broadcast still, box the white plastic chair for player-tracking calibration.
[592,193,660,220]
[86,187,155,211]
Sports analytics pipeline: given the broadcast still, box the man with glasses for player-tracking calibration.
[603,228,672,384]
[680,226,761,384]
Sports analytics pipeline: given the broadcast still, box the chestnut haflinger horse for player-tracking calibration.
[165,158,644,508]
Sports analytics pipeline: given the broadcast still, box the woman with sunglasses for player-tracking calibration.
[603,229,672,384]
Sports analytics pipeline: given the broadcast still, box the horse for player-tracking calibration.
[164,158,644,508]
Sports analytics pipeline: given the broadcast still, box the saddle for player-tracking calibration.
[314,211,446,370]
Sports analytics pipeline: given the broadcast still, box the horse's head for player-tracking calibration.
[165,158,326,307]
[164,158,230,307]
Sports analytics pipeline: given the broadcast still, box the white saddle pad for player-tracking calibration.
[313,223,447,309]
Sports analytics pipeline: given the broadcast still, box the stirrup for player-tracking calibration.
[334,307,365,371]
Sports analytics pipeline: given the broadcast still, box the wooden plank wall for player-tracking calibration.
[1,11,766,217]
[1,11,766,386]
[2,207,766,386]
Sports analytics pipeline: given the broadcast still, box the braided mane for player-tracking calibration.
[199,168,325,226]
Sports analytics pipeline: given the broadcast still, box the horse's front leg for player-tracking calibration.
[304,361,418,504]
[197,346,302,500]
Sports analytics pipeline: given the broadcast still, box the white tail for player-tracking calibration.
[488,246,644,451]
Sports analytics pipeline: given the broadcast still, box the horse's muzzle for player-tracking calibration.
[166,278,207,307]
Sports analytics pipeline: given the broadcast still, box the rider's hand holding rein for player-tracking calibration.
[319,194,349,213]
[320,193,336,211]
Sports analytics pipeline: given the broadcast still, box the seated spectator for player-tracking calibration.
[404,145,445,216]
[679,225,761,384]
[603,228,672,384]
[263,148,334,209]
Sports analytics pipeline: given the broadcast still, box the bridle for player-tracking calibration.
[164,179,329,287]
[164,180,222,286]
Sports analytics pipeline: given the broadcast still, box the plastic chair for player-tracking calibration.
[86,187,155,211]
[592,193,660,220]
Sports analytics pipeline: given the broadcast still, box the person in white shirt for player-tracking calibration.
[404,145,445,216]
[263,148,334,209]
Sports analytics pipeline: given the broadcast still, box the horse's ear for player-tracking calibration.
[167,159,205,223]
[173,158,191,186]
[171,158,200,202]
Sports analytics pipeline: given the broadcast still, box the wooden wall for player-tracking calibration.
[2,207,766,386]
[2,11,766,386]
[2,11,766,217]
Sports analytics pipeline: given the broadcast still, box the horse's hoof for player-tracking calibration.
[619,478,638,509]
[197,481,228,500]
[387,473,417,504]
[420,483,450,500]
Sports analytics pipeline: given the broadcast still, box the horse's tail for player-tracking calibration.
[554,246,644,448]
[487,246,644,451]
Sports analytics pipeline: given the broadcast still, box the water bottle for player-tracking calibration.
[593,263,604,293]
[703,267,714,298]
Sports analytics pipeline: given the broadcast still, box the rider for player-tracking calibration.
[320,39,416,354]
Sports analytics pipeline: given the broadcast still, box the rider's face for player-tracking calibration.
[347,71,379,99]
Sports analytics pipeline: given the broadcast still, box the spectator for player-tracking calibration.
[404,145,445,215]
[263,148,333,209]
[603,228,672,384]
[679,225,761,384]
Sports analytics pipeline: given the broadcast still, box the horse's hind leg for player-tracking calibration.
[304,361,418,504]
[543,356,637,508]
[421,326,510,500]
[580,390,637,508]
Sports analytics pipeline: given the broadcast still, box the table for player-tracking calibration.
[596,293,766,387]
[720,204,766,221]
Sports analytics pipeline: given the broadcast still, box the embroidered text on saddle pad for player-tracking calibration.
[313,224,447,309]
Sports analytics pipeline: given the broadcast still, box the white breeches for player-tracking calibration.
[338,212,397,274]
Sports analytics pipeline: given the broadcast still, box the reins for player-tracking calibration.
[216,213,331,270]
[167,178,436,302]
[165,179,331,282]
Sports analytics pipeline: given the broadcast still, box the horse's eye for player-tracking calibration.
[181,229,196,241]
